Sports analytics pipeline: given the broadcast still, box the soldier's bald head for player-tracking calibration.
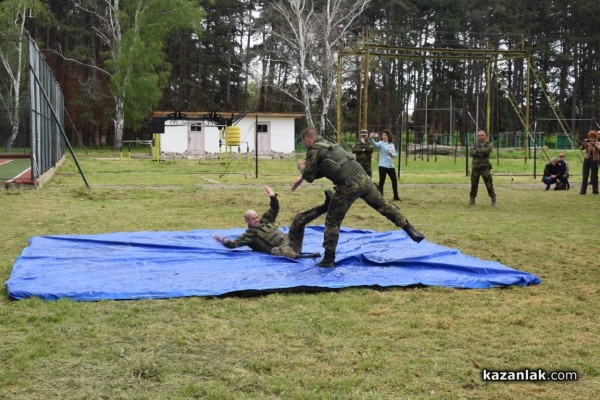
[244,210,260,228]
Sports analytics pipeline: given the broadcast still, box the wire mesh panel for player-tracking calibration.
[1,35,65,185]
[28,36,65,180]
[1,33,32,183]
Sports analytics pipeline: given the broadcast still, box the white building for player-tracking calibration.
[154,112,303,158]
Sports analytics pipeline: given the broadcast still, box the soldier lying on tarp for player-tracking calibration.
[213,185,332,259]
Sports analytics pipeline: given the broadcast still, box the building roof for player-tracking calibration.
[152,111,304,119]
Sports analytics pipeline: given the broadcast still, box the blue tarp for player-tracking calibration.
[5,226,541,301]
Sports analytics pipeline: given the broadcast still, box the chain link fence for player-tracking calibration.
[1,35,65,186]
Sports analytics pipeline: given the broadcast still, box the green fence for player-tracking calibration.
[329,129,578,152]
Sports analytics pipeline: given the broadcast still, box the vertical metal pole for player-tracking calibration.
[405,101,409,167]
[475,94,480,133]
[449,95,453,147]
[29,65,91,189]
[336,52,343,143]
[425,91,429,162]
[397,111,402,176]
[451,95,457,163]
[525,56,531,163]
[363,43,370,131]
[486,61,491,134]
[255,115,259,178]
[152,133,160,162]
[466,131,470,177]
[357,63,362,133]
[360,27,370,132]
[533,121,537,179]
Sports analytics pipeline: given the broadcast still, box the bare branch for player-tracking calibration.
[44,46,112,77]
[267,0,370,128]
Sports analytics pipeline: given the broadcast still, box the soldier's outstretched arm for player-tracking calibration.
[292,175,304,191]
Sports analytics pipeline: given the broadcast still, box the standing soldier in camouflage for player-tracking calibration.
[469,130,496,206]
[292,127,425,267]
[213,185,332,259]
[351,129,374,177]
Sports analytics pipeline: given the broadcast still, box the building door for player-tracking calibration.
[188,124,204,156]
[257,122,270,156]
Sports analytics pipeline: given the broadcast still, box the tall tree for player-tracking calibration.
[268,0,370,130]
[162,0,251,112]
[0,0,50,151]
[58,0,203,149]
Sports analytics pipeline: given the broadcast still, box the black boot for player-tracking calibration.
[316,249,335,267]
[403,223,425,243]
[317,190,334,213]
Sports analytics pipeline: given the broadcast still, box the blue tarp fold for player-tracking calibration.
[6,226,541,301]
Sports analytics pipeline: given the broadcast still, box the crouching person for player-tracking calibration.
[542,156,566,190]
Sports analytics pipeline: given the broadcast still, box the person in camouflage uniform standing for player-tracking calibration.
[469,130,496,206]
[292,127,425,267]
[351,129,374,177]
[213,185,332,259]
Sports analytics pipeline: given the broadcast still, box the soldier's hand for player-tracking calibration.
[264,185,275,197]
[291,176,303,191]
[213,235,225,244]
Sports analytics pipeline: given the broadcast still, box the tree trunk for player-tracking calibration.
[113,97,125,150]
[2,4,26,152]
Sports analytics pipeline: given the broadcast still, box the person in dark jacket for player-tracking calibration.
[557,152,570,190]
[351,129,374,177]
[542,156,566,190]
[291,127,424,267]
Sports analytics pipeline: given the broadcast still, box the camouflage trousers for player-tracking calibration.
[323,174,408,255]
[470,165,496,199]
[271,205,326,259]
[360,163,372,178]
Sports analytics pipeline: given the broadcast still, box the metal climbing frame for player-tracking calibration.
[335,34,531,147]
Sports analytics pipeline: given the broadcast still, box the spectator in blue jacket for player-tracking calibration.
[369,130,400,201]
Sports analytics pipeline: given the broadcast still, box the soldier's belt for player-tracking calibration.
[335,173,364,186]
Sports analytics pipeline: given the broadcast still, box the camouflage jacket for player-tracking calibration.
[351,141,373,167]
[302,137,363,185]
[222,195,285,252]
[470,141,493,168]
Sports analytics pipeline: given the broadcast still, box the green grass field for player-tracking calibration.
[1,148,598,399]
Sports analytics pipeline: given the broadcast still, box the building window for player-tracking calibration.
[191,125,202,132]
[257,123,268,133]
